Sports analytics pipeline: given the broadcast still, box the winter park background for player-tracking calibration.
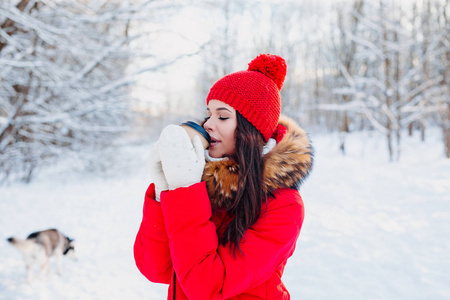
[1,1,449,300]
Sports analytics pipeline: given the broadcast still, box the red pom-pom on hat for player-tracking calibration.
[248,54,287,90]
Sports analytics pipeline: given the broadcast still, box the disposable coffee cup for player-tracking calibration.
[180,121,211,150]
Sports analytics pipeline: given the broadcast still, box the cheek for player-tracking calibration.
[226,124,237,148]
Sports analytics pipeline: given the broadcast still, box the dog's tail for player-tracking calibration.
[7,237,34,252]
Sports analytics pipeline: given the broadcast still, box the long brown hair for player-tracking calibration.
[221,112,267,255]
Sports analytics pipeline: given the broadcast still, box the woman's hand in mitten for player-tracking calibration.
[148,141,169,201]
[158,125,205,190]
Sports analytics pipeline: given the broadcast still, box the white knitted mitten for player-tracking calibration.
[158,125,205,190]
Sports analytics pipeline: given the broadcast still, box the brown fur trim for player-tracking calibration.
[201,115,313,210]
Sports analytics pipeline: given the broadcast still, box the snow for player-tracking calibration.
[1,129,449,299]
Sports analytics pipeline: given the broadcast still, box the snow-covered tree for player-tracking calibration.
[0,0,185,182]
[194,0,250,113]
[331,0,365,154]
[431,0,450,158]
[325,0,449,160]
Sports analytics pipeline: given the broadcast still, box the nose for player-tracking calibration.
[204,118,213,132]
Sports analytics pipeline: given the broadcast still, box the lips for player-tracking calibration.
[209,136,220,148]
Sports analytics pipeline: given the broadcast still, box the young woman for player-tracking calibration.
[134,54,313,299]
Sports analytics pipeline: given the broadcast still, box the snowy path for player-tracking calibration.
[286,131,450,300]
[1,131,449,299]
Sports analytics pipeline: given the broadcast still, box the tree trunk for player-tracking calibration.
[340,110,349,155]
[445,103,450,158]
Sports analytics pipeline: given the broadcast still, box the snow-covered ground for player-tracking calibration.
[1,129,449,300]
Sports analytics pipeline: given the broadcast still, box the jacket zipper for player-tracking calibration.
[173,272,176,300]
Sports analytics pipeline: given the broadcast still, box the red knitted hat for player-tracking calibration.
[206,54,287,141]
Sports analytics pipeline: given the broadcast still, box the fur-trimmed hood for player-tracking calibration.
[201,115,314,210]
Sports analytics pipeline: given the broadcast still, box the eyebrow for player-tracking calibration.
[206,107,233,113]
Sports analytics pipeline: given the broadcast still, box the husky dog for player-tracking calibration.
[7,228,75,283]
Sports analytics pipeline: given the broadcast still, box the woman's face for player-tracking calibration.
[204,100,237,158]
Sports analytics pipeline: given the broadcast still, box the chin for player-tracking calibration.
[208,150,222,158]
[208,148,235,159]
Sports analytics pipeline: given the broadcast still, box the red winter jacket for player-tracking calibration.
[134,183,304,299]
[134,116,313,299]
